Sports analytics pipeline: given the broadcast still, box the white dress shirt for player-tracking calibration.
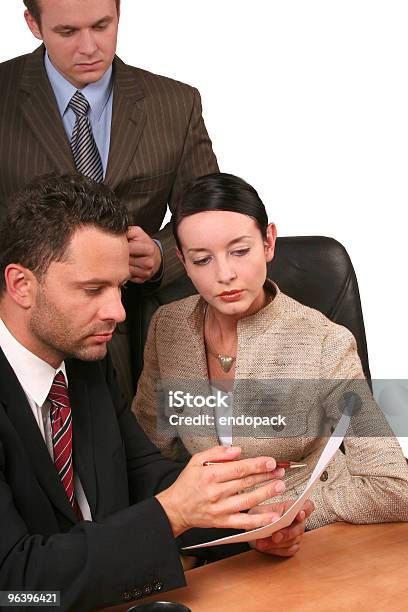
[0,318,92,520]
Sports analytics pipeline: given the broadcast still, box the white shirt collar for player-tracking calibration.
[0,318,67,407]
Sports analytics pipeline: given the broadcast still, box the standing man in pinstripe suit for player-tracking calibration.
[0,0,218,400]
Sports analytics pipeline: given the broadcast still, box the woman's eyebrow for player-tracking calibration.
[187,235,253,253]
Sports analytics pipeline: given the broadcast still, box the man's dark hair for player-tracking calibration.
[23,0,121,26]
[173,172,269,252]
[0,173,128,292]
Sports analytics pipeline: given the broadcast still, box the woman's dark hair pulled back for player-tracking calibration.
[173,173,268,251]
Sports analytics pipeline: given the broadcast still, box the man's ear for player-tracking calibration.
[264,223,277,262]
[24,10,43,40]
[4,264,37,309]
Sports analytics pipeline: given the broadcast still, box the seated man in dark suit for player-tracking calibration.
[0,174,313,611]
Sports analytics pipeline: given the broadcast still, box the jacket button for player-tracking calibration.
[320,470,328,482]
[153,580,164,592]
[143,584,154,596]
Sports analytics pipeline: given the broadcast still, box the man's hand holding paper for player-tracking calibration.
[155,445,287,537]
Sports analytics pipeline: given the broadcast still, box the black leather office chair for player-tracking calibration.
[129,236,371,388]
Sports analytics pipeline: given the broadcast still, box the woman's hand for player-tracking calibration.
[248,498,315,556]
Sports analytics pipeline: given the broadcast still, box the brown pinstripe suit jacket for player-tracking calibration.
[0,45,218,287]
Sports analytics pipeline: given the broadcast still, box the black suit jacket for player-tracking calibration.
[0,348,189,611]
[0,349,249,611]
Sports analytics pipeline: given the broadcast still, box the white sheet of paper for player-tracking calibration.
[182,412,350,550]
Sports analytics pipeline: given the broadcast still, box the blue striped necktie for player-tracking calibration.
[68,90,104,182]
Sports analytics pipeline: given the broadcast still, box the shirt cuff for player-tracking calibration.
[149,239,164,284]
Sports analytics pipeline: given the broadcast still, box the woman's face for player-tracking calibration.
[177,210,276,318]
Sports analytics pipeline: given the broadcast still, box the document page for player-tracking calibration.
[183,412,350,549]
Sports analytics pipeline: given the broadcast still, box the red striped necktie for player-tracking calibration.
[48,372,82,519]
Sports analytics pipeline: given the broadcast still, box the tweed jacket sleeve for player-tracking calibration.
[305,325,408,529]
[132,308,181,460]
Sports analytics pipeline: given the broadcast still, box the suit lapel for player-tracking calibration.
[0,349,77,524]
[105,56,146,189]
[66,364,98,517]
[186,299,210,379]
[19,46,75,173]
[186,302,219,445]
[19,50,145,184]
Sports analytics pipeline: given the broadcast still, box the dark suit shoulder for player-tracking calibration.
[0,51,29,73]
[130,65,196,93]
[115,57,198,102]
[0,47,45,110]
[0,52,27,88]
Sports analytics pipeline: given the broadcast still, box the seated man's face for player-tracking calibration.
[25,0,119,89]
[28,225,129,367]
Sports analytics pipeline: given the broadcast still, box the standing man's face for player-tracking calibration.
[24,0,119,89]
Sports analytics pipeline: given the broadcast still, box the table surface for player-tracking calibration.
[103,522,408,612]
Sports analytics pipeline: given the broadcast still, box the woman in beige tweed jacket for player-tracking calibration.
[132,173,408,530]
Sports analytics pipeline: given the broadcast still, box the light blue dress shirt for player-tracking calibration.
[44,52,164,276]
[44,52,113,178]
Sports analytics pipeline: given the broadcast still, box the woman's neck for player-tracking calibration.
[206,287,268,336]
[208,307,238,343]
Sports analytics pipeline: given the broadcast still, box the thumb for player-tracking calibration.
[191,445,242,466]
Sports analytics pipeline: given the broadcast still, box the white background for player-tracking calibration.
[1,1,407,382]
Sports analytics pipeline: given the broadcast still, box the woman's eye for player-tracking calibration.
[232,248,250,257]
[193,256,212,266]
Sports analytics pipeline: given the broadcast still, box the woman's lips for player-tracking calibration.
[218,290,242,302]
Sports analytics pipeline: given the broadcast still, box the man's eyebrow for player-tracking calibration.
[187,235,253,253]
[92,15,114,26]
[76,275,131,286]
[76,279,109,285]
[52,15,113,32]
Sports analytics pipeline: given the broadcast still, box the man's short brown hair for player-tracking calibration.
[23,0,121,26]
[0,173,128,293]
